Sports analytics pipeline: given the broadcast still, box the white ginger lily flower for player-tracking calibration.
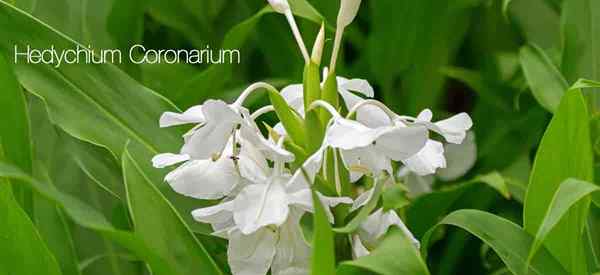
[325,115,429,182]
[351,208,420,259]
[152,136,267,200]
[158,82,292,162]
[191,143,350,275]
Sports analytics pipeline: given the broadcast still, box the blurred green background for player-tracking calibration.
[1,0,599,274]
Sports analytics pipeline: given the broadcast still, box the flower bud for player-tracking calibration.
[267,0,290,14]
[311,23,326,65]
[337,0,362,28]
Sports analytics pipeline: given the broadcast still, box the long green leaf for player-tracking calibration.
[523,89,593,275]
[0,2,216,233]
[269,89,307,148]
[561,0,600,112]
[0,183,62,275]
[338,229,430,275]
[421,209,568,275]
[519,44,568,113]
[122,144,222,275]
[0,51,33,214]
[311,191,336,275]
[0,162,176,275]
[527,179,600,270]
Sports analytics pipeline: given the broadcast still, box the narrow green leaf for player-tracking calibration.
[527,179,600,270]
[320,72,339,127]
[421,209,568,275]
[523,89,593,274]
[0,2,211,233]
[475,172,511,200]
[561,0,600,112]
[122,145,222,275]
[311,190,336,275]
[338,229,430,275]
[0,162,176,275]
[0,52,33,214]
[519,44,568,113]
[0,183,62,275]
[268,89,307,148]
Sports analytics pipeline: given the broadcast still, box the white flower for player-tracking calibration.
[152,137,267,200]
[408,109,473,145]
[325,117,429,181]
[351,208,419,259]
[228,210,310,275]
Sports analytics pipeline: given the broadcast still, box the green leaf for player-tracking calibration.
[0,162,177,275]
[0,2,214,233]
[527,179,600,270]
[523,89,593,274]
[122,145,222,275]
[338,229,430,275]
[0,52,33,215]
[519,44,568,113]
[268,89,307,148]
[474,172,511,200]
[311,190,336,275]
[0,182,62,275]
[421,209,568,275]
[561,0,600,112]
[334,179,384,234]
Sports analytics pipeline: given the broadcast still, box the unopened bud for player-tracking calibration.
[311,23,326,65]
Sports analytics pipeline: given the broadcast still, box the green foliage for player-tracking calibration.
[122,146,223,275]
[523,89,593,275]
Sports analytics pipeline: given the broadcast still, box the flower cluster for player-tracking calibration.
[153,0,472,274]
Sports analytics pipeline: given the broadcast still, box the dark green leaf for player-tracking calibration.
[421,209,568,275]
[519,44,568,113]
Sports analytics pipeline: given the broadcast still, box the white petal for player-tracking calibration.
[151,153,189,168]
[404,173,434,198]
[280,84,305,115]
[337,0,362,27]
[267,0,290,14]
[325,118,381,150]
[341,147,392,182]
[234,181,290,234]
[180,100,241,159]
[273,123,288,137]
[338,77,374,98]
[357,208,384,247]
[237,137,270,184]
[381,210,420,249]
[287,189,313,213]
[350,187,374,212]
[240,119,295,163]
[228,228,277,275]
[159,105,205,128]
[271,210,310,275]
[165,157,240,200]
[191,201,234,225]
[434,113,473,144]
[416,109,433,122]
[437,131,477,181]
[374,125,429,161]
[402,140,446,176]
[351,234,370,259]
[286,145,326,192]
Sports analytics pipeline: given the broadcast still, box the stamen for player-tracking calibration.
[233,82,279,107]
[284,10,310,63]
[251,105,276,120]
[308,100,342,120]
[346,99,397,124]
